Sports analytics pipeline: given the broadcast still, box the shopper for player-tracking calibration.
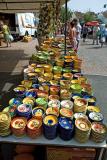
[0,21,11,47]
[104,24,107,43]
[72,18,82,48]
[92,25,100,45]
[82,24,88,42]
[69,21,77,50]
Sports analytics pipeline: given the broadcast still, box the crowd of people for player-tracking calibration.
[68,19,107,49]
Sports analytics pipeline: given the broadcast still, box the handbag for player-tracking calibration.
[9,35,14,41]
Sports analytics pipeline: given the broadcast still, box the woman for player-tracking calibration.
[69,21,77,49]
[0,21,11,47]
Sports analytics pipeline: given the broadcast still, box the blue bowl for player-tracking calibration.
[32,84,40,89]
[43,115,58,140]
[58,117,74,141]
[25,91,37,98]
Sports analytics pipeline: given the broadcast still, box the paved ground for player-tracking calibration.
[0,39,38,107]
[79,39,107,76]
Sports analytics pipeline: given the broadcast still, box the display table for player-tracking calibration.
[1,73,107,160]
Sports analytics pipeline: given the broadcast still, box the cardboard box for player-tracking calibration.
[46,147,96,160]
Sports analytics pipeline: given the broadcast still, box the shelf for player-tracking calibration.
[0,135,106,148]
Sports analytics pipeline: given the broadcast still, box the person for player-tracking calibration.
[69,21,77,50]
[92,25,100,45]
[82,24,88,42]
[104,24,107,43]
[72,18,82,48]
[0,21,11,47]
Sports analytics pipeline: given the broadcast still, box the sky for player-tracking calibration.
[68,0,107,13]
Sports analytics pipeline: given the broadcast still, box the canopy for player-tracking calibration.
[0,0,66,13]
[86,21,99,27]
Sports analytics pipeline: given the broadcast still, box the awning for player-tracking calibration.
[0,0,66,13]
[86,21,99,26]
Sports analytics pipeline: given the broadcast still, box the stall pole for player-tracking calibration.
[64,0,67,55]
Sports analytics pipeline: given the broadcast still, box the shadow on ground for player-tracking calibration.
[0,49,29,109]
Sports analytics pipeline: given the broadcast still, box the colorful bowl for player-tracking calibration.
[60,108,73,119]
[89,112,104,122]
[75,118,91,143]
[27,118,42,138]
[48,100,60,109]
[36,98,48,109]
[91,122,107,143]
[74,98,88,114]
[46,107,59,117]
[43,115,58,139]
[32,107,45,120]
[61,100,73,110]
[59,117,74,140]
[11,117,27,137]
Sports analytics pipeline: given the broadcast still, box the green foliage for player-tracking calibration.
[84,11,96,22]
[60,7,72,23]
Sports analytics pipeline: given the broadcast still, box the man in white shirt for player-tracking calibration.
[72,19,82,48]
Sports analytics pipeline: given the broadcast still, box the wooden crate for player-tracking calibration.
[46,147,96,160]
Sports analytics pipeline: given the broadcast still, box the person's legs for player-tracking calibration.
[96,37,99,45]
[77,39,79,48]
[93,36,94,45]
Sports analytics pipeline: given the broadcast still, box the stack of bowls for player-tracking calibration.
[23,97,35,107]
[60,80,71,89]
[27,118,42,138]
[87,106,101,115]
[75,118,91,143]
[71,84,82,94]
[43,115,58,139]
[32,107,45,120]
[59,117,74,141]
[46,107,59,117]
[61,100,73,110]
[13,85,26,98]
[60,89,71,100]
[37,90,48,100]
[36,98,48,109]
[91,122,107,143]
[74,113,88,121]
[48,100,60,109]
[0,112,11,136]
[11,117,27,137]
[25,90,37,98]
[89,112,104,123]
[17,104,32,119]
[60,108,73,120]
[63,73,73,80]
[71,93,82,102]
[9,98,22,107]
[21,80,32,89]
[74,98,88,114]
[27,72,38,83]
[48,95,60,101]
